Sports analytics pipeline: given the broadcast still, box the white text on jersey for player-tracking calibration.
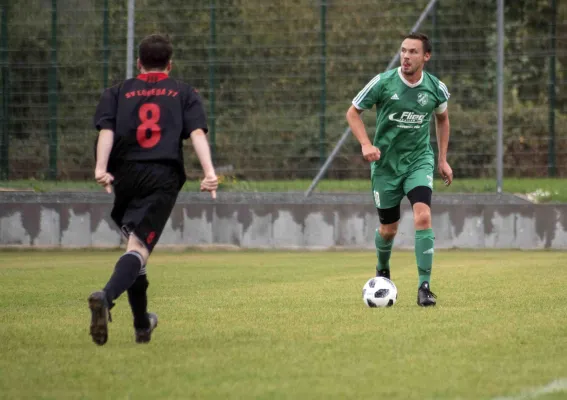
[388,111,426,124]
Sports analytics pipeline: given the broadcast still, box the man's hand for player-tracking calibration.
[200,174,218,199]
[362,143,381,162]
[438,159,453,186]
[95,168,114,193]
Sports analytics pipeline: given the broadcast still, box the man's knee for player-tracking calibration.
[413,207,432,229]
[407,186,433,229]
[379,224,398,241]
[127,235,150,264]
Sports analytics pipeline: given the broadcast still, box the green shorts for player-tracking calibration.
[371,165,434,209]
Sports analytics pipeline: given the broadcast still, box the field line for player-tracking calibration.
[491,379,567,400]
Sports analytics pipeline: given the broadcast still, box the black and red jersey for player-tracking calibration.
[93,72,207,175]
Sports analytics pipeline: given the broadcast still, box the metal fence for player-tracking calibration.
[0,0,566,183]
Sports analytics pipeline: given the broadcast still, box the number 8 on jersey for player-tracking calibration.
[137,103,161,149]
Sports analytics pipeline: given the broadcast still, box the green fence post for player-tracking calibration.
[429,2,438,161]
[208,0,216,163]
[0,4,8,180]
[48,0,58,180]
[548,0,557,177]
[431,1,438,75]
[319,0,327,168]
[102,0,109,88]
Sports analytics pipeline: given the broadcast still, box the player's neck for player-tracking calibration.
[140,68,169,75]
[401,69,422,84]
[397,67,424,88]
[141,71,169,75]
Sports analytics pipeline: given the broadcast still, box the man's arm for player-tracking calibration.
[190,128,218,199]
[346,105,380,162]
[95,129,114,173]
[434,109,453,185]
[93,86,118,193]
[94,129,115,193]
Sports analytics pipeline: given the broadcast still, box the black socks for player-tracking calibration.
[127,274,150,330]
[103,251,143,306]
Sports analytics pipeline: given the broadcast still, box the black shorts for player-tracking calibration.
[110,161,181,252]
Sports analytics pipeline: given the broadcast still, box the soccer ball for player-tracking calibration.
[362,277,398,308]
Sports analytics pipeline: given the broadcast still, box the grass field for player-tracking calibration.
[1,250,567,399]
[1,178,567,203]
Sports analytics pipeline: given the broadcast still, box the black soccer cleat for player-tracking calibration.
[135,312,158,344]
[417,281,437,307]
[88,290,110,346]
[376,268,391,280]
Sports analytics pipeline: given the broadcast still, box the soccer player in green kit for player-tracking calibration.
[346,32,453,307]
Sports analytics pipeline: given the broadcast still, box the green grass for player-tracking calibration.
[2,178,567,202]
[1,250,567,399]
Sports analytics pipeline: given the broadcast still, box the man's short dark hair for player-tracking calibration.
[138,34,173,70]
[404,32,432,54]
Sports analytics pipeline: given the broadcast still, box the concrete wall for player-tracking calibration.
[1,192,566,249]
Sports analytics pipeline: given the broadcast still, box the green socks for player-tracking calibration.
[415,228,435,286]
[375,228,435,286]
[375,229,393,274]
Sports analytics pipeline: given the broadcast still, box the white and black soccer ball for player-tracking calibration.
[362,277,398,308]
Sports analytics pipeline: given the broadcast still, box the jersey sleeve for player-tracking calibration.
[352,74,382,110]
[93,86,119,131]
[435,80,450,114]
[182,87,208,139]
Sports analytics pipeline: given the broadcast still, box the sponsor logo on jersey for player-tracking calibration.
[417,92,428,106]
[388,111,426,128]
[391,93,399,100]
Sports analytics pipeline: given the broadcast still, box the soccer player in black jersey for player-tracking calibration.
[88,34,218,345]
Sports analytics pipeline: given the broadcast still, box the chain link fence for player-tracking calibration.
[0,0,565,182]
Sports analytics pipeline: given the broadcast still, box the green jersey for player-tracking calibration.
[352,67,450,176]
